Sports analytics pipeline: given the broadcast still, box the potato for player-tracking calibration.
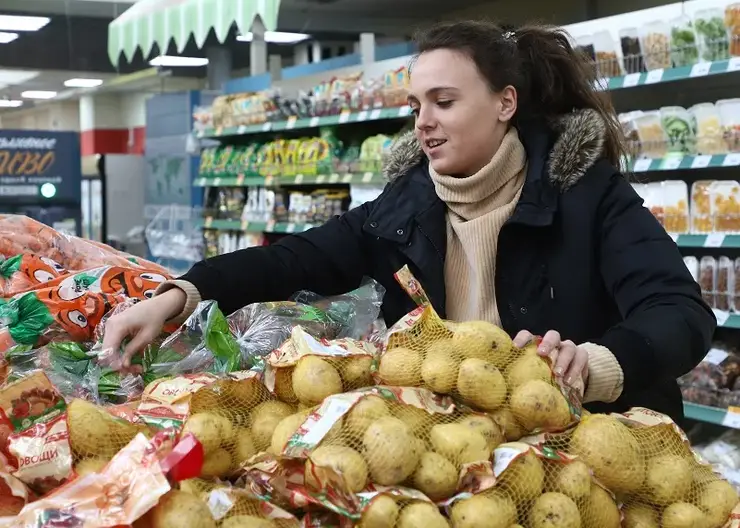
[547,460,591,501]
[510,380,571,432]
[696,479,738,527]
[182,413,223,455]
[363,417,419,485]
[413,452,459,500]
[219,378,265,410]
[292,356,343,405]
[378,347,422,386]
[529,492,581,528]
[490,409,524,441]
[450,493,516,528]
[220,517,274,528]
[569,415,644,495]
[200,448,232,478]
[342,355,374,389]
[393,404,435,437]
[250,401,295,451]
[429,423,491,466]
[67,399,140,458]
[421,345,460,394]
[661,502,705,528]
[359,495,399,528]
[305,445,369,493]
[345,396,389,438]
[622,503,659,528]
[270,413,307,455]
[457,359,507,411]
[233,429,257,466]
[150,490,216,528]
[75,457,109,477]
[457,414,504,451]
[452,321,511,361]
[645,454,691,505]
[582,484,620,528]
[506,354,552,390]
[497,450,544,503]
[211,414,235,446]
[397,503,449,528]
[273,367,298,403]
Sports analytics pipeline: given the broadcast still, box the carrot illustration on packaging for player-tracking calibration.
[0,254,67,298]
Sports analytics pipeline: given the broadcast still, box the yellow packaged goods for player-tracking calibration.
[263,326,379,406]
[376,266,580,438]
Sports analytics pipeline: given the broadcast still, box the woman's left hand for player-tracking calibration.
[513,330,589,392]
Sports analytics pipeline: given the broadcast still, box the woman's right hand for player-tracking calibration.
[101,288,187,370]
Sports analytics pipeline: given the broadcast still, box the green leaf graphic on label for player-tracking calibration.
[0,293,54,345]
[0,255,22,278]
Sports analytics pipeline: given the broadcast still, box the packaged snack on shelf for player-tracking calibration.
[445,442,621,528]
[679,345,740,402]
[684,256,699,282]
[696,8,731,62]
[710,180,740,233]
[592,30,622,77]
[691,103,727,155]
[691,180,714,233]
[718,98,740,153]
[633,111,668,158]
[660,106,695,155]
[726,3,740,56]
[735,258,740,311]
[659,180,689,233]
[719,256,735,312]
[575,34,596,63]
[670,16,699,67]
[619,111,643,160]
[619,27,646,74]
[701,256,717,308]
[376,266,581,437]
[640,20,672,70]
[539,408,740,528]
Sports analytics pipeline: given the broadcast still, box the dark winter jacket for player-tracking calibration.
[182,108,715,422]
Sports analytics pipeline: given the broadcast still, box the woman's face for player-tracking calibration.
[408,48,517,177]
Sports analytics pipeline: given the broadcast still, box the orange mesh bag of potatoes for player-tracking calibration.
[136,371,297,480]
[263,326,379,407]
[534,407,740,528]
[445,441,622,528]
[376,266,581,437]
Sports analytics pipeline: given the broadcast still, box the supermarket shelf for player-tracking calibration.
[713,310,740,330]
[198,218,315,233]
[604,57,740,91]
[683,402,737,427]
[630,153,740,172]
[673,234,740,249]
[196,106,412,139]
[193,172,386,187]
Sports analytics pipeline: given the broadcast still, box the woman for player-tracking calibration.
[103,21,714,421]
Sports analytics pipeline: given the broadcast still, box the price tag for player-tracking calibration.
[286,223,296,233]
[338,111,351,123]
[398,106,411,117]
[722,407,740,429]
[362,172,374,183]
[622,73,641,88]
[329,174,340,183]
[261,122,272,132]
[309,117,320,127]
[266,220,276,232]
[645,69,664,84]
[295,174,304,184]
[669,232,679,242]
[215,127,223,136]
[316,175,326,184]
[661,157,682,171]
[342,174,353,183]
[236,174,245,186]
[729,57,740,72]
[237,125,247,134]
[204,216,213,228]
[723,153,740,166]
[633,159,653,172]
[240,219,249,231]
[196,178,206,186]
[704,347,730,365]
[370,108,382,120]
[705,233,726,247]
[691,155,712,169]
[286,116,297,129]
[691,62,711,77]
[264,175,274,186]
[213,177,221,186]
[356,111,368,121]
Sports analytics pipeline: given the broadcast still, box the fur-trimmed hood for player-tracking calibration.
[382,108,607,191]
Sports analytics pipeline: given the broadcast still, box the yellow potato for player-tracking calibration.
[359,495,399,528]
[233,429,258,466]
[529,492,581,528]
[378,347,422,386]
[429,423,491,466]
[292,356,343,405]
[490,408,524,442]
[645,454,691,505]
[273,367,298,403]
[457,414,505,451]
[345,395,389,438]
[450,492,516,528]
[305,445,369,493]
[363,417,419,485]
[413,452,459,500]
[456,359,507,411]
[150,490,216,528]
[509,380,571,432]
[421,346,460,394]
[200,448,232,478]
[341,355,374,389]
[220,517,274,528]
[696,479,738,528]
[211,414,235,446]
[182,413,223,455]
[661,502,706,528]
[622,503,659,528]
[506,354,552,390]
[452,321,512,361]
[497,450,545,503]
[397,503,449,528]
[547,460,591,501]
[219,378,265,410]
[250,401,295,451]
[392,404,436,437]
[67,399,141,459]
[269,413,307,455]
[582,484,620,528]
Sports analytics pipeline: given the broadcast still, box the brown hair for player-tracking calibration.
[413,20,626,167]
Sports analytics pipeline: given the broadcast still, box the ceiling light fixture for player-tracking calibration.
[237,31,310,44]
[21,90,57,100]
[0,15,50,32]
[149,55,208,67]
[64,78,104,88]
[0,99,22,108]
[0,32,17,44]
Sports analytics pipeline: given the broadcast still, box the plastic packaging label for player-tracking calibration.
[645,69,664,84]
[633,159,653,172]
[691,155,712,169]
[623,73,641,87]
[705,233,726,247]
[704,347,730,365]
[691,63,711,77]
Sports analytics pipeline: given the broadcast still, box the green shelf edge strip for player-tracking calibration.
[194,172,386,187]
[683,402,738,427]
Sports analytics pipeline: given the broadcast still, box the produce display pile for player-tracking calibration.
[0,217,737,527]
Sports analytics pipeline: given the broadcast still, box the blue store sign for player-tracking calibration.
[0,131,81,202]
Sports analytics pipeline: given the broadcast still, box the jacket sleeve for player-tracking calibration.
[176,200,374,315]
[593,173,715,394]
